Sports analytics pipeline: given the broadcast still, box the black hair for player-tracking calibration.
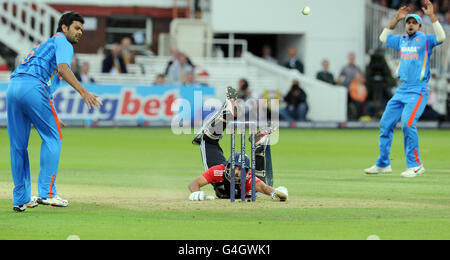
[239,79,249,90]
[57,12,84,33]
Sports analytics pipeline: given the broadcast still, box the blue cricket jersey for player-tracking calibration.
[386,31,442,94]
[11,32,74,94]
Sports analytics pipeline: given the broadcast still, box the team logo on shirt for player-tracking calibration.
[401,46,419,60]
[401,46,419,52]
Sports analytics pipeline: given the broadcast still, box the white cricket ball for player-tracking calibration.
[302,6,311,15]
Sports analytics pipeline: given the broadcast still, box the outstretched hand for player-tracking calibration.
[422,0,434,17]
[81,91,103,110]
[59,119,66,128]
[396,6,410,21]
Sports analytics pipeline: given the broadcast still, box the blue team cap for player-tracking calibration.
[406,14,422,24]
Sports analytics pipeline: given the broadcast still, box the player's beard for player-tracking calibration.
[406,25,420,37]
[67,33,81,44]
[407,29,416,36]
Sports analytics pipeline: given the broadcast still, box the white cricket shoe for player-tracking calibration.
[37,195,69,207]
[400,165,425,178]
[224,86,239,119]
[364,165,392,175]
[192,87,238,145]
[253,123,279,147]
[13,197,39,212]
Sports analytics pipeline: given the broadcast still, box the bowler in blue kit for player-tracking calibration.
[7,12,102,212]
[365,1,446,178]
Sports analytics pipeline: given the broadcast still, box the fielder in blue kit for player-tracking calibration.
[7,12,102,212]
[365,1,446,178]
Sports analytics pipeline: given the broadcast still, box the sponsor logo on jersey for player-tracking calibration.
[214,170,224,177]
[401,46,419,53]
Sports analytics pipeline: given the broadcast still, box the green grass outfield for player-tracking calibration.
[0,128,449,240]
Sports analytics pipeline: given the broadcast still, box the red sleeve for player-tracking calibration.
[245,172,262,196]
[202,165,226,184]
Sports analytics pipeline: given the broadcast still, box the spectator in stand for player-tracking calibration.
[79,62,95,84]
[379,0,389,7]
[348,72,368,120]
[154,74,165,85]
[166,52,194,85]
[165,47,179,75]
[316,59,336,85]
[443,0,450,14]
[0,56,9,71]
[71,57,81,81]
[444,10,450,32]
[337,52,367,120]
[365,48,396,118]
[336,52,365,88]
[433,1,445,22]
[284,47,304,74]
[237,78,251,101]
[408,1,420,13]
[164,47,195,76]
[121,37,136,65]
[280,80,308,123]
[236,78,257,121]
[261,89,282,122]
[390,0,409,10]
[262,45,278,64]
[102,43,128,74]
[185,72,198,85]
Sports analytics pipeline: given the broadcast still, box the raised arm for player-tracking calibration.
[422,0,446,42]
[422,0,439,23]
[380,6,410,43]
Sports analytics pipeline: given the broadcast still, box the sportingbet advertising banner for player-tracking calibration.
[0,82,216,125]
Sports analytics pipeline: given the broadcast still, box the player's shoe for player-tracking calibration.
[37,195,69,207]
[400,165,425,178]
[223,86,239,119]
[364,165,392,175]
[192,87,239,145]
[252,123,279,147]
[13,197,39,212]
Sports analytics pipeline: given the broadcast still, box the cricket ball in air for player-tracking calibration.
[302,6,311,15]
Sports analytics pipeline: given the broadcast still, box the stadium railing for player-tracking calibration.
[0,0,61,56]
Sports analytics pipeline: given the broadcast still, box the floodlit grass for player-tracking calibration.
[0,128,449,240]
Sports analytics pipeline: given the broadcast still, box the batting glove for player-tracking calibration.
[271,186,288,201]
[189,191,215,201]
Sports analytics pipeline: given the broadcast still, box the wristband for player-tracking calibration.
[432,21,446,43]
[80,88,87,94]
[379,28,394,43]
[270,191,277,200]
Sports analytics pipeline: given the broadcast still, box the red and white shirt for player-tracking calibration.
[202,165,261,196]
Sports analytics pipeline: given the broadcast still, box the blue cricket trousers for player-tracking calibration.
[376,89,429,168]
[6,74,62,206]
